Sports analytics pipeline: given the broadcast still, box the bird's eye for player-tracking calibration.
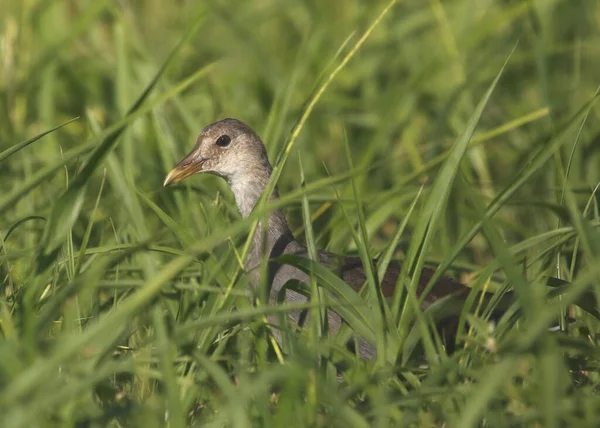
[216,135,231,147]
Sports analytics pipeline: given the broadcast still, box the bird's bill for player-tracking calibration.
[163,152,205,187]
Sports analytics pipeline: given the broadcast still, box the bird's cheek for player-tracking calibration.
[201,160,216,174]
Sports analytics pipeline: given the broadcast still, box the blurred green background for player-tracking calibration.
[1,0,600,426]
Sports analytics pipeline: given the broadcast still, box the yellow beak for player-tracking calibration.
[163,152,205,187]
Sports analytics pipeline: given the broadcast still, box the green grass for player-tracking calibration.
[1,0,600,426]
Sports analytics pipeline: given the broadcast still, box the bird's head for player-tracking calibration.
[163,118,270,187]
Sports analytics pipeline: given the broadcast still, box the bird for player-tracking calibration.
[163,118,508,359]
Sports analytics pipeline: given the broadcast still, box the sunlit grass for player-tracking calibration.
[1,0,600,426]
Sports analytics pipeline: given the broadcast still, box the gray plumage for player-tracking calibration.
[164,118,500,358]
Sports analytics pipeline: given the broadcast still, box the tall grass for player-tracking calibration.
[1,0,600,426]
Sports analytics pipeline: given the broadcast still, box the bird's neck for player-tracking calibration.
[228,168,295,267]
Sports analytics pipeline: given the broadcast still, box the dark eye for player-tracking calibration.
[216,135,231,147]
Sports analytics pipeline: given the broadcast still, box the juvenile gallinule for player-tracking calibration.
[164,118,507,358]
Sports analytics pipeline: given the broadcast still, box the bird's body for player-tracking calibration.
[164,118,499,358]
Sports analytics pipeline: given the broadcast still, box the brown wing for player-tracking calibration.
[317,250,470,306]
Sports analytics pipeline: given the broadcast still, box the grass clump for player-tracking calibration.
[1,0,600,426]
